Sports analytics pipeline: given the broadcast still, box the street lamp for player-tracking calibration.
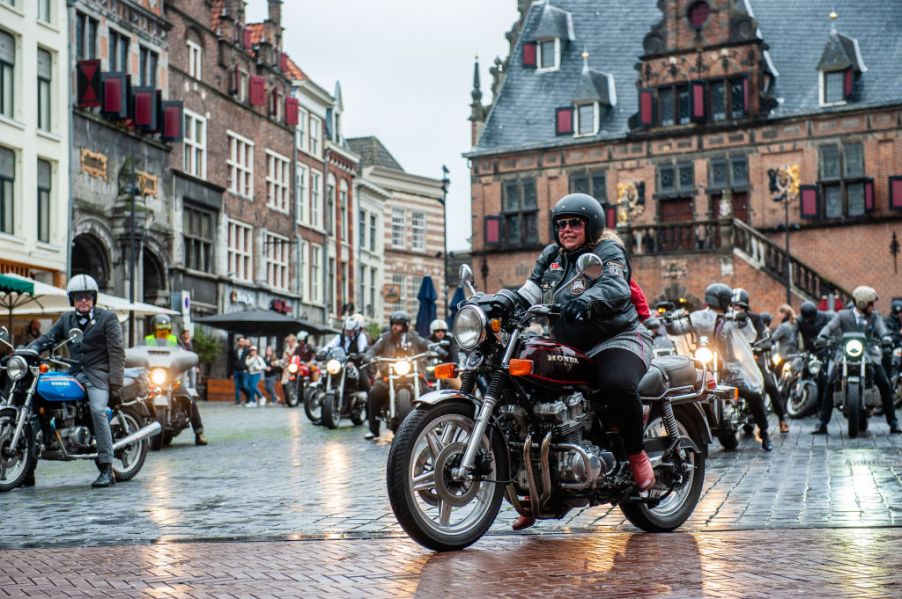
[440,165,450,319]
[768,165,800,304]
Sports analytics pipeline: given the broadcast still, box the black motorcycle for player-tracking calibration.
[386,259,734,551]
[779,351,822,419]
[316,347,367,429]
[822,333,885,438]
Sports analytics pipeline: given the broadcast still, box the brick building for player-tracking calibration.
[467,0,902,314]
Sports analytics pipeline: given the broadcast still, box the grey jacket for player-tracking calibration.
[819,308,888,361]
[772,322,799,355]
[28,307,125,390]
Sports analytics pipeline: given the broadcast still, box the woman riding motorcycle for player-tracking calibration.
[502,193,654,524]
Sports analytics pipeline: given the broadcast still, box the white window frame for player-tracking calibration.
[36,47,51,132]
[309,115,321,157]
[369,213,377,252]
[820,70,847,108]
[311,244,323,304]
[296,108,308,152]
[265,231,290,291]
[310,169,322,229]
[391,208,405,248]
[38,0,52,24]
[187,39,202,80]
[227,130,254,199]
[574,102,599,137]
[227,219,254,282]
[339,180,349,241]
[295,162,308,225]
[392,274,406,304]
[183,109,206,179]
[537,38,560,73]
[265,150,290,213]
[299,239,309,300]
[369,266,377,318]
[411,211,426,250]
[238,69,248,103]
[0,30,13,120]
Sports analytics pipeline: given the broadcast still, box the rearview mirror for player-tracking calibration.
[0,326,11,350]
[459,265,477,299]
[68,328,84,343]
[576,253,603,280]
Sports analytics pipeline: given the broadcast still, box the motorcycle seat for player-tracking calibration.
[121,368,147,401]
[639,356,698,398]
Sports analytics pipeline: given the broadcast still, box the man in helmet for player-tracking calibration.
[813,286,901,434]
[322,314,371,394]
[362,310,429,440]
[882,299,902,377]
[27,274,124,487]
[144,314,178,346]
[428,318,459,364]
[731,288,789,434]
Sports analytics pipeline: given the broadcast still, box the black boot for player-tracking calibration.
[760,431,773,452]
[22,470,35,488]
[810,422,828,435]
[92,464,116,488]
[889,421,902,434]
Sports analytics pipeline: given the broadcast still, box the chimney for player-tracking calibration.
[267,0,283,53]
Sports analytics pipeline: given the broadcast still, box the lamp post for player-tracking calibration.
[440,165,450,319]
[128,159,138,346]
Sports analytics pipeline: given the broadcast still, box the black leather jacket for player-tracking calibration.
[797,311,831,353]
[518,240,638,351]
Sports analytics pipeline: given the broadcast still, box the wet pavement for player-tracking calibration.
[1,402,901,596]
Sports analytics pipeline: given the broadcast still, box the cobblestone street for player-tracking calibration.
[2,402,902,596]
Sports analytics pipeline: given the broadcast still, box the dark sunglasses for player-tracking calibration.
[71,292,93,302]
[554,218,585,230]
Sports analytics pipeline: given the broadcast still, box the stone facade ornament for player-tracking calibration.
[616,180,645,225]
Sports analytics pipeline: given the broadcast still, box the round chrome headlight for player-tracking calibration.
[287,363,299,374]
[808,358,821,375]
[326,359,342,375]
[6,355,28,381]
[150,368,168,386]
[453,305,486,351]
[694,346,714,365]
[771,353,782,368]
[393,359,412,376]
[845,339,864,358]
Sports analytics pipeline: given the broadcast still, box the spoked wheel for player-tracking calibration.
[0,412,36,492]
[322,391,341,429]
[110,407,148,481]
[787,380,819,418]
[386,399,508,551]
[620,406,706,532]
[304,388,323,425]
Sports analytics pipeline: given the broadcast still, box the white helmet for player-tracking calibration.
[66,274,99,306]
[429,319,449,334]
[852,286,878,311]
[343,317,362,333]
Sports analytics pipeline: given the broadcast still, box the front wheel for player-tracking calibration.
[322,391,341,429]
[304,387,323,425]
[0,412,36,492]
[110,407,148,481]
[285,381,300,408]
[386,399,508,551]
[787,380,819,419]
[846,382,861,439]
[620,405,706,532]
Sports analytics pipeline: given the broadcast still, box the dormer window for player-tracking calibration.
[822,70,846,105]
[523,2,574,72]
[537,38,559,72]
[817,27,866,108]
[575,103,597,137]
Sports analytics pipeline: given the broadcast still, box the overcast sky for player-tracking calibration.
[245,0,517,251]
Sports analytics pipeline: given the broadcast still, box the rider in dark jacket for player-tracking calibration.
[503,193,654,530]
[883,300,902,377]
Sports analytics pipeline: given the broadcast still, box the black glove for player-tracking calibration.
[881,336,893,348]
[814,336,828,350]
[108,384,122,405]
[562,297,591,322]
[733,311,748,324]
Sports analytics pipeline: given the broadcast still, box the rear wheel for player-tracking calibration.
[620,405,706,532]
[149,414,171,451]
[0,412,36,492]
[390,387,413,433]
[846,382,861,439]
[322,391,341,429]
[110,407,148,481]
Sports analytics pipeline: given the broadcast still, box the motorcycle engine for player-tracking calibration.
[532,392,591,441]
[557,440,615,488]
[59,426,92,451]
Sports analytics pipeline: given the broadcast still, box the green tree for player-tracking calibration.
[191,326,222,377]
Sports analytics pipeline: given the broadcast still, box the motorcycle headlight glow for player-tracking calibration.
[393,359,412,376]
[326,359,342,375]
[452,305,486,351]
[771,353,782,367]
[808,359,821,375]
[288,363,299,374]
[6,355,28,381]
[845,339,864,358]
[694,346,714,365]
[150,368,168,386]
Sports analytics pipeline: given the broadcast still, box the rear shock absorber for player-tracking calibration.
[662,399,680,440]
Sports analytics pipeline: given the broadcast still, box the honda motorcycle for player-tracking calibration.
[371,347,436,433]
[780,351,822,419]
[284,354,318,411]
[0,326,158,491]
[386,260,733,551]
[316,346,367,429]
[822,333,885,438]
[125,345,198,450]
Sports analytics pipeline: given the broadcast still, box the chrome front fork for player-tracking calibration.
[9,374,39,450]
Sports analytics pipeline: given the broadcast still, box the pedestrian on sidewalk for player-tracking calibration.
[232,336,251,405]
[245,345,266,407]
[263,346,282,406]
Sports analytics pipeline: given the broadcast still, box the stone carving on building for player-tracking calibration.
[80,149,108,181]
[616,180,646,225]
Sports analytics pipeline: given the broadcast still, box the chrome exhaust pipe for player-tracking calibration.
[111,421,161,451]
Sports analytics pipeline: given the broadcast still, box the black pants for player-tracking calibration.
[189,399,204,434]
[820,360,897,426]
[366,376,426,435]
[593,349,647,455]
[741,389,769,434]
[757,355,785,420]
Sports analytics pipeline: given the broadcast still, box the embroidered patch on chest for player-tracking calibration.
[570,278,586,295]
[549,262,561,270]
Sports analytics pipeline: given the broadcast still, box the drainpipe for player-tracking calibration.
[322,147,330,327]
[66,0,76,278]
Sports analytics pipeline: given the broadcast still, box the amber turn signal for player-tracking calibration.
[39,363,49,374]
[433,363,458,379]
[490,319,502,333]
[508,359,534,377]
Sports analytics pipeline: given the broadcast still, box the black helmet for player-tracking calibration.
[704,283,733,312]
[731,287,750,310]
[892,299,902,315]
[760,312,772,327]
[550,193,605,246]
[800,301,818,321]
[389,310,410,330]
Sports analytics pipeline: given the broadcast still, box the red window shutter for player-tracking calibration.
[130,86,158,130]
[690,81,706,123]
[522,42,537,68]
[243,28,253,49]
[742,77,750,114]
[77,59,102,108]
[485,215,501,245]
[285,97,299,126]
[864,179,875,211]
[639,89,655,127]
[555,107,573,135]
[604,204,617,229]
[891,177,902,210]
[843,68,853,99]
[799,185,819,219]
[101,73,130,119]
[249,75,265,106]
[159,100,184,142]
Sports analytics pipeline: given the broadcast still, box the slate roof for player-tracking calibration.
[346,137,404,172]
[473,0,902,156]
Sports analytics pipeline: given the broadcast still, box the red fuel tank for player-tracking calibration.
[516,337,594,388]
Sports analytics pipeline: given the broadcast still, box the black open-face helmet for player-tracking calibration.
[704,283,733,312]
[760,312,772,327]
[800,301,818,321]
[389,310,410,330]
[550,193,605,246]
[892,299,902,315]
[731,288,750,310]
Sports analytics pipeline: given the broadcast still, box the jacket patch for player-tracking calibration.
[605,260,625,278]
[550,262,561,270]
[570,278,586,295]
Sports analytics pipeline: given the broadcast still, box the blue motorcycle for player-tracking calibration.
[0,326,159,491]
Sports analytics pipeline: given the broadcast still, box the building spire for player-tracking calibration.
[829,8,838,32]
[581,49,590,73]
[471,54,483,104]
